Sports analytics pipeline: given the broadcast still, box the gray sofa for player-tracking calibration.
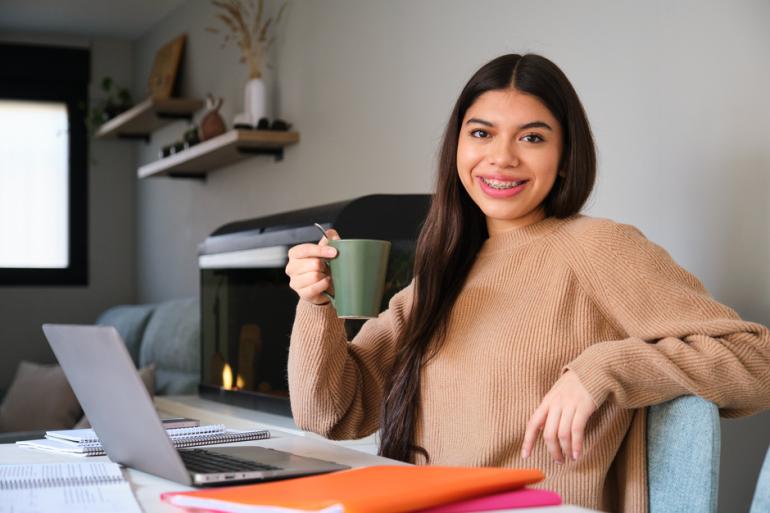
[0,297,200,443]
[98,297,200,395]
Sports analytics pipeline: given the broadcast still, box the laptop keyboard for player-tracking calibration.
[179,448,281,473]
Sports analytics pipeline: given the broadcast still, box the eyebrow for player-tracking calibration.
[465,118,553,131]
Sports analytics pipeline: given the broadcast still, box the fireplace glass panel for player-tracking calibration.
[199,239,417,414]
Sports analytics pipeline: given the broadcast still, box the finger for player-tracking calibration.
[317,228,341,246]
[542,407,564,464]
[522,406,547,459]
[286,259,329,279]
[296,258,329,276]
[298,276,331,301]
[286,257,325,277]
[290,271,330,291]
[558,407,575,463]
[289,243,337,260]
[571,407,591,460]
[288,243,314,259]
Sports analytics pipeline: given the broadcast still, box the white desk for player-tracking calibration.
[153,395,380,454]
[0,396,598,513]
[0,434,400,513]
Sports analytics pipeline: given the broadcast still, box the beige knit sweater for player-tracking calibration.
[288,215,770,512]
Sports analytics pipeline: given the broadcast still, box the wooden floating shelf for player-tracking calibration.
[95,97,203,140]
[137,129,300,179]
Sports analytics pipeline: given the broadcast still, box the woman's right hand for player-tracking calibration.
[285,229,340,305]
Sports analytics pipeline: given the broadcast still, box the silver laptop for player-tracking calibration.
[42,324,348,486]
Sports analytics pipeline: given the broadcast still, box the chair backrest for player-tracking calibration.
[750,444,770,513]
[647,395,721,513]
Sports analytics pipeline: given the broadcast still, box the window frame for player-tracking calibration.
[0,43,90,286]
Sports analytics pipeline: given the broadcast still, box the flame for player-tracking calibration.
[222,363,233,390]
[236,374,245,389]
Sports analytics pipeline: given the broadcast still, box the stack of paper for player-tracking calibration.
[0,462,141,513]
[17,424,270,456]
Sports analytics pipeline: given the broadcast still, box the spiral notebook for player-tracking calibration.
[46,422,222,443]
[18,424,271,457]
[0,462,141,513]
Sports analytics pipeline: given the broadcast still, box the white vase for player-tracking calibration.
[244,78,266,127]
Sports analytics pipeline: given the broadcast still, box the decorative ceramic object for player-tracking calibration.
[183,126,200,148]
[270,119,291,131]
[233,113,251,130]
[147,34,186,100]
[244,78,266,127]
[199,95,226,141]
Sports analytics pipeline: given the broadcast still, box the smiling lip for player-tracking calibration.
[476,176,529,198]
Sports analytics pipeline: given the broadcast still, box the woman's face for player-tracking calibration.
[457,88,563,236]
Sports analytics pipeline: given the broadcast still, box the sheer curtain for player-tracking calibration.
[0,99,69,268]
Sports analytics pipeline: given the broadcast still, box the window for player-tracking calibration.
[0,43,89,286]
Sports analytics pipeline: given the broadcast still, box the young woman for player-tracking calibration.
[284,54,770,512]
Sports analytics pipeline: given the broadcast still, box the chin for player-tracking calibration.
[479,204,529,221]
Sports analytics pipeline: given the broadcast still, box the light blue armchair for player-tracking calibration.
[750,444,770,513]
[647,396,721,513]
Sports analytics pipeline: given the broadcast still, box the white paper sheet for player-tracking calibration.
[0,463,142,513]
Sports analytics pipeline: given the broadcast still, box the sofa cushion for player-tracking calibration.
[139,298,200,394]
[96,304,155,366]
[0,361,82,432]
[73,364,156,429]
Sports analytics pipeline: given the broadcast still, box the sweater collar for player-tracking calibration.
[478,215,570,256]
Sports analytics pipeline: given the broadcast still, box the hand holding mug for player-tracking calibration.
[285,229,340,305]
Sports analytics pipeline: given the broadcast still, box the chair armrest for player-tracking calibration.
[647,396,720,513]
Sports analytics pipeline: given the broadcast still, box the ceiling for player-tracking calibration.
[0,0,188,40]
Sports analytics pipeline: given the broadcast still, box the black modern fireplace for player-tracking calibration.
[198,194,431,416]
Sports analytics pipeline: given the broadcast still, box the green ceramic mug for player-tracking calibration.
[322,239,391,319]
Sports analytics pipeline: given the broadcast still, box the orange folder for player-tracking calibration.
[162,465,545,513]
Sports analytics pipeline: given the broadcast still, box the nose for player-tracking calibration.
[488,138,519,167]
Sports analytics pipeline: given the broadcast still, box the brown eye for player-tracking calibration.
[521,133,544,143]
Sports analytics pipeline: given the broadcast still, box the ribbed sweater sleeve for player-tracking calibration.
[564,221,770,416]
[287,283,413,439]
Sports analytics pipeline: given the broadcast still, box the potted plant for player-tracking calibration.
[207,0,288,128]
[86,76,133,137]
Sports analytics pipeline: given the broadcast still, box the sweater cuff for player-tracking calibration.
[293,300,346,348]
[296,298,337,317]
[564,340,634,408]
[295,298,343,323]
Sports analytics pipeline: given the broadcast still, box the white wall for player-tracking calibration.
[0,35,137,391]
[133,1,770,510]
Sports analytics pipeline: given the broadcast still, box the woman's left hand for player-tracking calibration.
[521,370,598,463]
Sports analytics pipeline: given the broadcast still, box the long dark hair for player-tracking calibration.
[378,53,597,462]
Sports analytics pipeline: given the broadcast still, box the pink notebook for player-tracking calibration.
[417,488,561,513]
